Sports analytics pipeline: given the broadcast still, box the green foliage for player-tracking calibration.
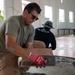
[0,15,4,20]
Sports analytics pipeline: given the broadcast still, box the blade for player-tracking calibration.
[22,55,75,66]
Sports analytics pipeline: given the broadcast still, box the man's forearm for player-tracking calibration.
[7,42,30,59]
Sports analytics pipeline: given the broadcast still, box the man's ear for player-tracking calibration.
[25,10,29,14]
[23,10,28,17]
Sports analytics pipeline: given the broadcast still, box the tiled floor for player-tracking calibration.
[53,35,75,58]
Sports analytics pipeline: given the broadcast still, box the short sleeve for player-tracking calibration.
[5,21,19,37]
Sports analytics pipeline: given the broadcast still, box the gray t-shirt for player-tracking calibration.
[0,15,34,52]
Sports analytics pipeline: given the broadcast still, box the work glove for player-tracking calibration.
[28,52,46,66]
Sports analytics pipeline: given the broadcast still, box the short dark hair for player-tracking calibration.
[23,2,41,14]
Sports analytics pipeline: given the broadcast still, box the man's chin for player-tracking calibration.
[27,22,32,25]
[25,23,31,26]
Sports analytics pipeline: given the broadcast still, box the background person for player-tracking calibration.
[34,21,56,50]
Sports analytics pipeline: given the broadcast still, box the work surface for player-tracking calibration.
[23,55,75,75]
[27,64,75,75]
[26,35,75,75]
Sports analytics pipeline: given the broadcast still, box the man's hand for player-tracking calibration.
[28,53,46,66]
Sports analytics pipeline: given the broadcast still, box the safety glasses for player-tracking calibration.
[30,13,39,20]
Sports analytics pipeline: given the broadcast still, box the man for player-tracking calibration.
[0,3,46,75]
[34,21,56,50]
